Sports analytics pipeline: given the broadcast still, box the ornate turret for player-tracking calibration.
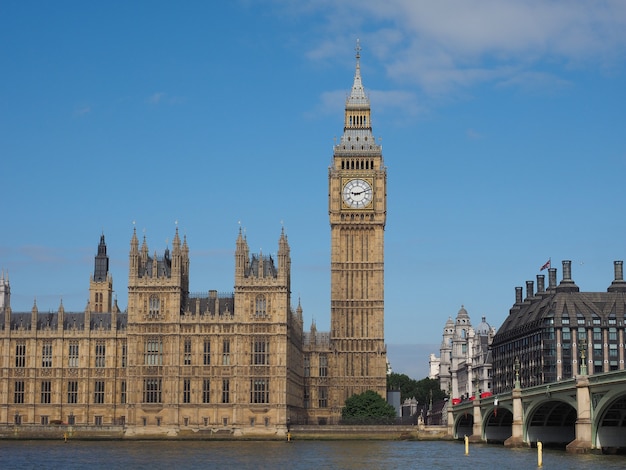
[235,226,250,280]
[344,39,372,131]
[1,270,10,326]
[94,234,109,282]
[57,298,65,331]
[89,234,113,313]
[277,227,291,285]
[31,298,38,330]
[0,270,10,312]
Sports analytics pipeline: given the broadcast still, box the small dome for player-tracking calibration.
[475,316,491,336]
[456,305,470,325]
[456,305,468,317]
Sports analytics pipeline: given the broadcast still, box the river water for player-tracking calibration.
[0,440,623,469]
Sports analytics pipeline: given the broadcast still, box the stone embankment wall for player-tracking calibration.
[0,424,452,441]
[290,425,451,441]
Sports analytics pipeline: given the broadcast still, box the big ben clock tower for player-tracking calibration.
[329,41,387,407]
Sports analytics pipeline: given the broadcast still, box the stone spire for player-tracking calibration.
[93,233,109,282]
[235,225,249,279]
[0,269,10,312]
[347,39,368,109]
[335,40,381,155]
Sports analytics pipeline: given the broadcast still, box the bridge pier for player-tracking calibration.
[566,375,593,454]
[469,398,483,442]
[504,388,524,447]
[447,406,454,438]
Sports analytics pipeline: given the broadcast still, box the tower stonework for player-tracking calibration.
[328,41,387,409]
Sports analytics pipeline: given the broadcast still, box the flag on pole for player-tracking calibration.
[540,259,551,271]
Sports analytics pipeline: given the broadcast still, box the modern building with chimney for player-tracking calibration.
[491,260,626,394]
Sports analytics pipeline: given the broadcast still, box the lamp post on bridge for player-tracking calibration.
[579,338,587,376]
[505,356,524,447]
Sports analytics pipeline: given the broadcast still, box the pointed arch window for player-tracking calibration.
[144,338,163,365]
[149,295,160,318]
[252,337,269,365]
[255,295,267,317]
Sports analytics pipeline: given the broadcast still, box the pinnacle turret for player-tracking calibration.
[93,234,109,282]
[346,39,368,109]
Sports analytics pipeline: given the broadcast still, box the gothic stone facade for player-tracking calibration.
[0,229,305,435]
[0,45,387,433]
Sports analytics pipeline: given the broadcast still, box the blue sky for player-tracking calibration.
[2,1,626,379]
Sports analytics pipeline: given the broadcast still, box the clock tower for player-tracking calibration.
[329,41,387,407]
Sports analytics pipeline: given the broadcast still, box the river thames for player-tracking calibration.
[0,440,624,469]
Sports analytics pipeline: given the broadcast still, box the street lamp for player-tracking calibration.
[514,356,521,389]
[579,338,587,375]
[473,375,479,399]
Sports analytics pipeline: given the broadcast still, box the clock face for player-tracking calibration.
[343,179,373,209]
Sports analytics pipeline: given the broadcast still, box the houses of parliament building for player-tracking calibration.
[0,43,388,436]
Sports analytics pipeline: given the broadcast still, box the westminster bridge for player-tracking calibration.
[448,369,626,453]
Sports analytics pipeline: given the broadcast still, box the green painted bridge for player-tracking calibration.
[449,369,626,453]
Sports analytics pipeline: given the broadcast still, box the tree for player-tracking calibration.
[387,373,447,404]
[341,390,397,423]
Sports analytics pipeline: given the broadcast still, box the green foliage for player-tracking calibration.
[387,373,447,404]
[341,390,397,422]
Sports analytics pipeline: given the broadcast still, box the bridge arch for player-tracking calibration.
[594,391,626,453]
[524,398,577,447]
[453,410,473,439]
[483,405,513,443]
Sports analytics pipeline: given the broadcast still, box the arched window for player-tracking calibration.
[255,295,266,317]
[149,295,160,318]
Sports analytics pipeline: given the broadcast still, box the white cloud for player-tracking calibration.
[147,92,166,104]
[466,128,483,140]
[73,105,91,116]
[289,0,626,94]
[146,92,185,105]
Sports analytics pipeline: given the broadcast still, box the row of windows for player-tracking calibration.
[303,387,328,408]
[146,295,269,319]
[339,159,376,170]
[13,342,127,369]
[93,292,106,313]
[143,378,268,404]
[303,354,328,377]
[548,315,622,326]
[347,115,367,127]
[13,380,126,405]
[13,414,83,426]
[11,379,334,409]
[11,336,273,369]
